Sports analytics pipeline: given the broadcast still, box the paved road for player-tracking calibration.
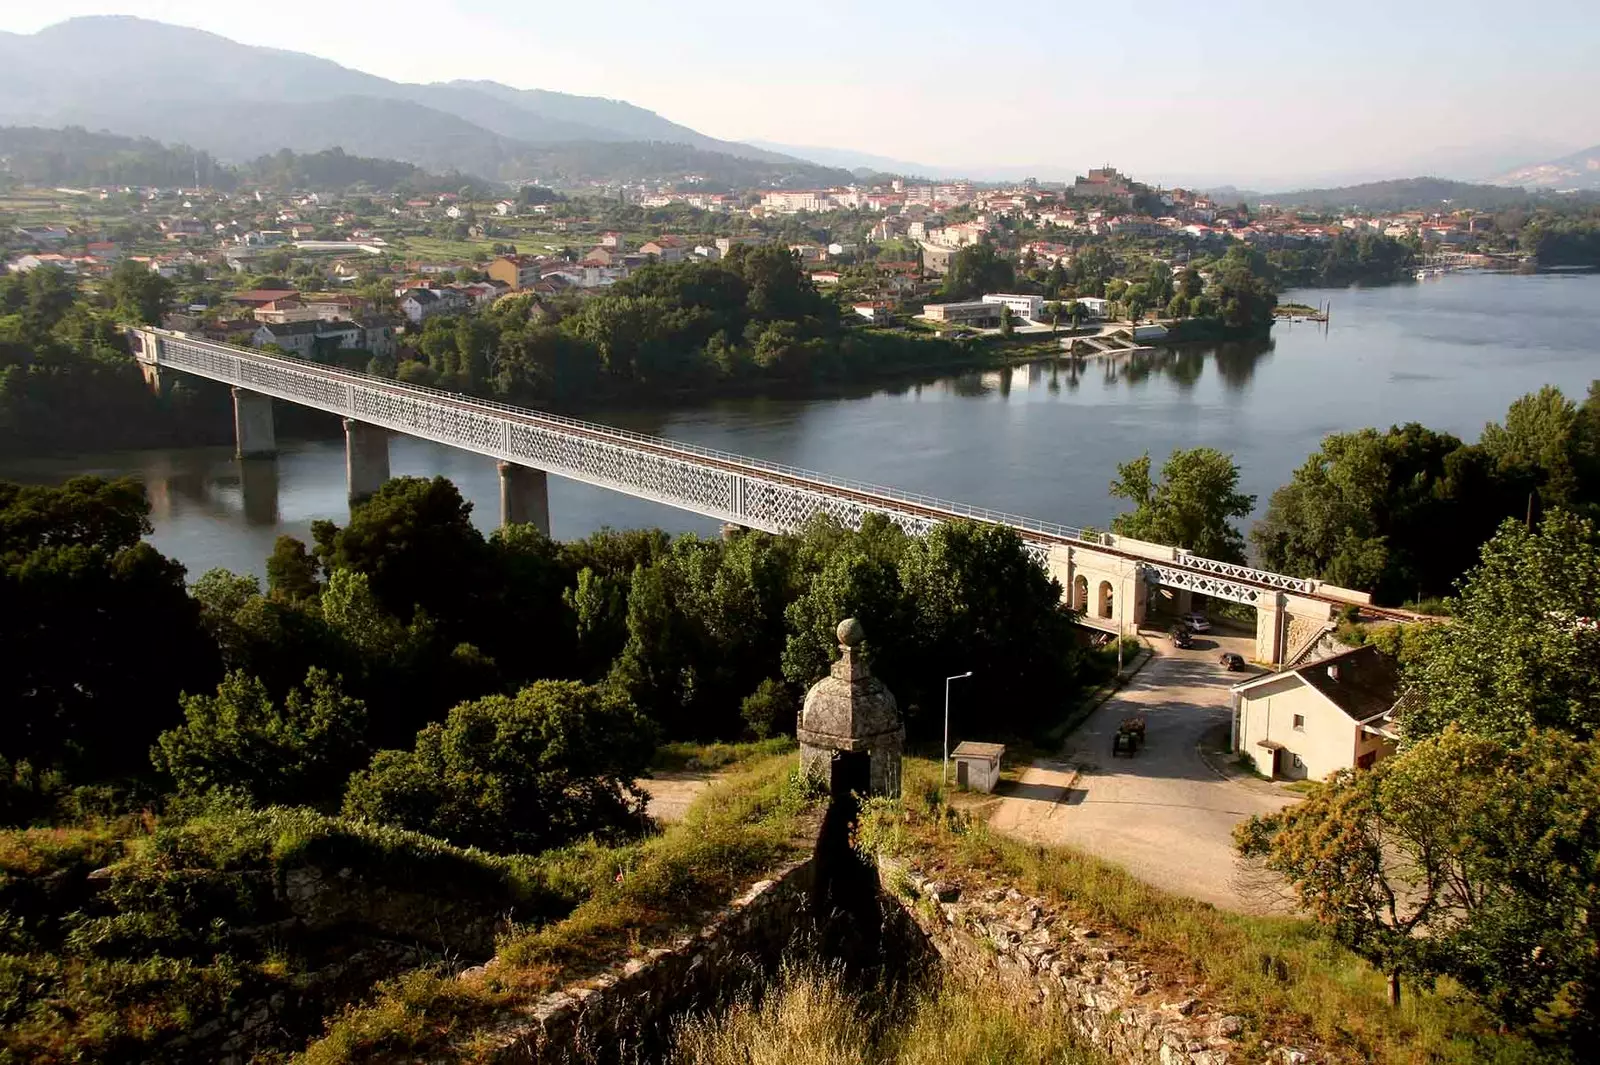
[990,631,1296,913]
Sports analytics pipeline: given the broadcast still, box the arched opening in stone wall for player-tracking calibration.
[1098,581,1114,619]
[1072,575,1088,612]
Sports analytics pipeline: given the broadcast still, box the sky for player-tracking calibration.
[4,0,1599,187]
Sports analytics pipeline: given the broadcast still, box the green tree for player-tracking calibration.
[1209,245,1277,331]
[1042,300,1064,334]
[740,678,795,739]
[0,477,218,788]
[998,303,1014,337]
[1480,384,1597,512]
[312,476,495,641]
[1108,448,1255,561]
[1251,424,1520,602]
[938,244,1014,302]
[610,531,798,739]
[153,668,368,809]
[105,259,175,326]
[1403,510,1600,742]
[1237,727,1600,1033]
[782,515,910,696]
[341,680,656,854]
[894,521,1079,736]
[265,534,321,602]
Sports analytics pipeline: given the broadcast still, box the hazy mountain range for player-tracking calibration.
[1490,144,1600,192]
[0,16,1594,194]
[0,17,851,187]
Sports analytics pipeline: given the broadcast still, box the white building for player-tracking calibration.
[759,190,822,214]
[982,293,1044,321]
[1231,646,1400,781]
[951,741,1005,793]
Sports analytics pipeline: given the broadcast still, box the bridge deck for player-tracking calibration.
[133,328,1325,607]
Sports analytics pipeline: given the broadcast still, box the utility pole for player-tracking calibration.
[943,671,974,793]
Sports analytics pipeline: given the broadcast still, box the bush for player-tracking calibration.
[740,678,795,739]
[342,680,657,855]
[152,668,368,809]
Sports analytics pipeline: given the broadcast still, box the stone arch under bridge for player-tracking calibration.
[1044,538,1364,665]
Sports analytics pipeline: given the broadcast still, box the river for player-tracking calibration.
[4,271,1598,579]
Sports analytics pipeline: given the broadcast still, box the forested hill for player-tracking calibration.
[0,122,852,194]
[0,126,234,190]
[0,17,851,187]
[0,127,480,193]
[1259,177,1536,212]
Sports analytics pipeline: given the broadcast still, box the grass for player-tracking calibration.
[862,756,1559,1065]
[669,960,1104,1065]
[651,737,796,773]
[297,752,821,1064]
[0,822,132,881]
[389,235,502,261]
[0,803,611,1065]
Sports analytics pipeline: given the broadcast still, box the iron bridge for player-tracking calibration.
[132,329,1317,607]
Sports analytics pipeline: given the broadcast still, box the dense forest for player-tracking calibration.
[0,264,346,452]
[0,127,474,192]
[1268,230,1418,286]
[1257,177,1536,212]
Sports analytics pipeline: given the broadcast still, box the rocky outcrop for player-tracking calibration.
[879,858,1319,1064]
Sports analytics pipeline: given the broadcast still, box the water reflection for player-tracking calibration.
[238,458,280,526]
[1214,338,1276,390]
[1090,337,1273,392]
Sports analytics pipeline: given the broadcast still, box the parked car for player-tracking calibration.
[1171,626,1193,648]
[1183,612,1212,633]
[1219,652,1245,671]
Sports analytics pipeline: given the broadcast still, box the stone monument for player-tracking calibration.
[797,618,903,798]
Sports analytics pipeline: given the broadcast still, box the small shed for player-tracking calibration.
[951,741,1005,793]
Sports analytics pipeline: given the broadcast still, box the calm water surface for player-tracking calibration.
[4,271,1598,578]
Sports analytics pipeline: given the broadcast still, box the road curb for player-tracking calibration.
[1046,636,1156,749]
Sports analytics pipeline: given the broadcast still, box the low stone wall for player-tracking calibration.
[470,854,819,1064]
[879,858,1294,1065]
[279,863,508,956]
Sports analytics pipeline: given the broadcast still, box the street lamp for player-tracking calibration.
[943,671,974,792]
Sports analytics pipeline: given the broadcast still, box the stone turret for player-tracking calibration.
[798,618,903,798]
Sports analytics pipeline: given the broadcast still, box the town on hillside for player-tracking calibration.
[4,157,1517,378]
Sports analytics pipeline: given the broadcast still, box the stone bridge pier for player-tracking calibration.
[232,387,276,458]
[343,418,390,504]
[498,461,550,535]
[1253,592,1337,665]
[1045,543,1148,638]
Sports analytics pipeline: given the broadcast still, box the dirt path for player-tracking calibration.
[637,771,717,824]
